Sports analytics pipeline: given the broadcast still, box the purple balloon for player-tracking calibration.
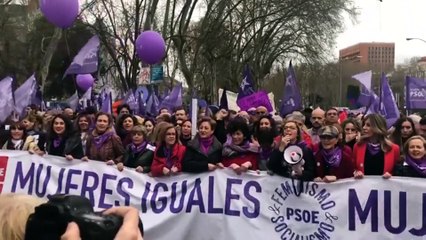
[136,31,166,64]
[40,0,79,29]
[76,74,94,92]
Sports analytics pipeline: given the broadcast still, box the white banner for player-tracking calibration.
[1,150,426,240]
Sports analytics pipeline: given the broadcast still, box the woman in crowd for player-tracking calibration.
[117,125,155,173]
[74,113,92,154]
[116,114,138,147]
[21,113,46,152]
[117,103,131,116]
[1,122,38,151]
[221,117,259,174]
[182,117,222,173]
[44,114,84,159]
[179,120,192,146]
[314,125,353,182]
[83,112,125,164]
[341,118,362,150]
[390,117,417,150]
[268,120,315,181]
[143,118,155,143]
[396,136,426,178]
[353,114,400,179]
[151,123,186,177]
[252,115,277,170]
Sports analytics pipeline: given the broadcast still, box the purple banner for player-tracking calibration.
[406,76,426,110]
[237,91,273,112]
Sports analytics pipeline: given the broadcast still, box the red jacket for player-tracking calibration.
[151,143,186,177]
[315,145,354,179]
[221,152,259,170]
[353,142,399,175]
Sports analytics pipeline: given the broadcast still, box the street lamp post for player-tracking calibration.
[406,38,426,44]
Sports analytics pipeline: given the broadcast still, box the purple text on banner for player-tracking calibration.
[237,91,273,112]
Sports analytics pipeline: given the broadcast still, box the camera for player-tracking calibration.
[25,194,144,240]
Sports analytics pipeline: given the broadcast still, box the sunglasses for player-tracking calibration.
[320,135,336,140]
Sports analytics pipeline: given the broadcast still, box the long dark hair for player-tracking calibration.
[390,117,417,147]
[253,115,277,147]
[48,114,75,140]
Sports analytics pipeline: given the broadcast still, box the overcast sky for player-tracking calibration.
[335,0,426,64]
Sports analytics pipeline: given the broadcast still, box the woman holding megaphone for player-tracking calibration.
[268,120,315,181]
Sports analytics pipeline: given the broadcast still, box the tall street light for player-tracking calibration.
[406,37,426,44]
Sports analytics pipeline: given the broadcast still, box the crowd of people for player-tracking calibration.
[1,103,426,180]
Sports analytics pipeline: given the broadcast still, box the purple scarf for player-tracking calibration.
[163,146,173,169]
[367,142,381,156]
[53,137,62,148]
[321,147,342,168]
[405,155,426,177]
[93,131,114,149]
[199,136,213,154]
[130,141,147,154]
[222,135,259,157]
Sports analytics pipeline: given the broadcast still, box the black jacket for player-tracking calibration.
[47,134,84,159]
[123,144,155,173]
[394,163,426,178]
[267,144,315,181]
[182,135,222,173]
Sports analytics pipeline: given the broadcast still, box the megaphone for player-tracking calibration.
[283,146,304,165]
[283,146,305,177]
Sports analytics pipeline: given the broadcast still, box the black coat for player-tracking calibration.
[267,144,315,181]
[182,135,222,173]
[123,144,155,173]
[47,134,84,159]
[394,163,426,178]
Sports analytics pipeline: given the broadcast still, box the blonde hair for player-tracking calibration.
[0,194,45,240]
[358,114,393,152]
[403,136,426,156]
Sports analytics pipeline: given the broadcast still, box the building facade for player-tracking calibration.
[339,42,395,72]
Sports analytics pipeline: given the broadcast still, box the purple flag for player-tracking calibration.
[66,92,79,111]
[352,71,373,107]
[160,83,183,112]
[146,91,160,116]
[137,93,146,116]
[14,74,37,115]
[380,73,399,127]
[406,76,426,110]
[101,92,112,114]
[238,91,273,112]
[280,62,302,117]
[124,90,138,111]
[80,87,92,109]
[64,36,100,76]
[0,77,14,122]
[237,65,255,100]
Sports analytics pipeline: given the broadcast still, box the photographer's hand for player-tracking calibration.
[103,207,143,240]
[60,207,143,240]
[61,222,81,240]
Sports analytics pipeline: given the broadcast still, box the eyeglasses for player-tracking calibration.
[345,128,356,132]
